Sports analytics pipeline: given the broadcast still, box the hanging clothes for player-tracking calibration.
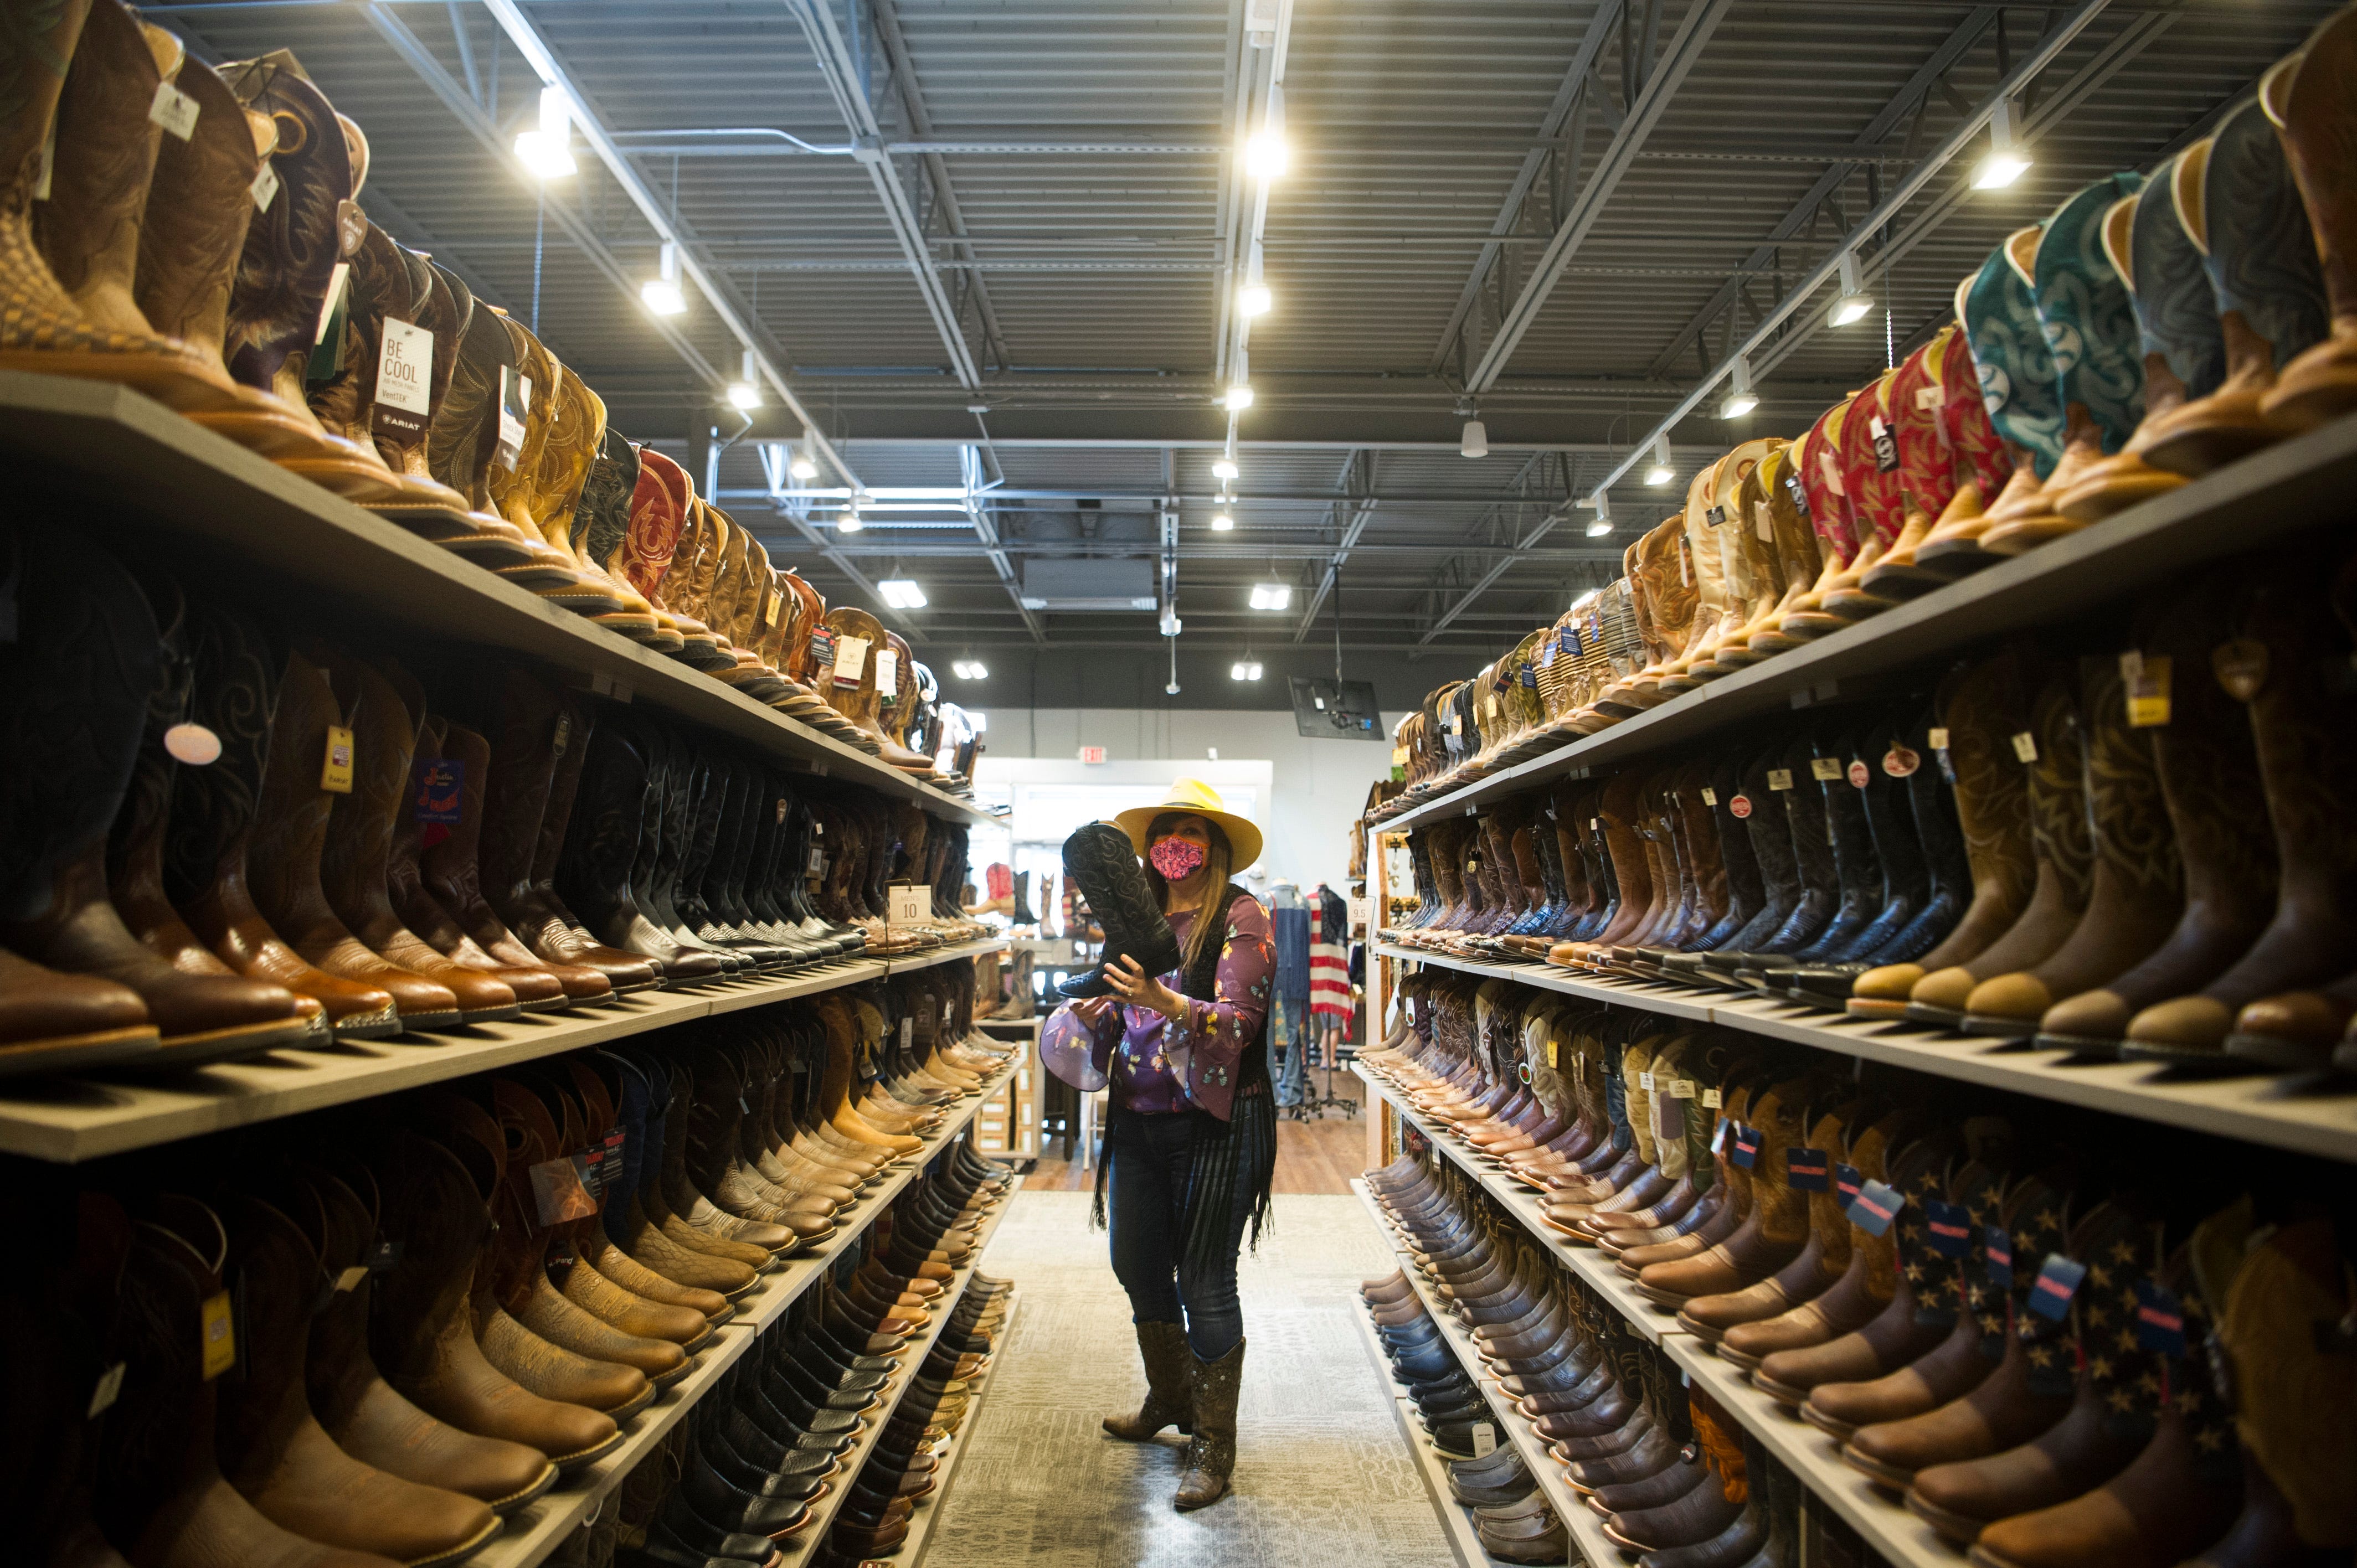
[1310,884,1351,1022]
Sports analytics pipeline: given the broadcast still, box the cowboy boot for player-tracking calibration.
[1055,821,1182,999]
[1172,1339,1244,1511]
[2263,8,2357,431]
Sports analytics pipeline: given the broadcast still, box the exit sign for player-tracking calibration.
[1078,746,1108,764]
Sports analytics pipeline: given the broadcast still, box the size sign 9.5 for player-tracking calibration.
[888,884,929,925]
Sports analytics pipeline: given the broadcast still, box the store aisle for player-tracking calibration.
[924,1190,1453,1568]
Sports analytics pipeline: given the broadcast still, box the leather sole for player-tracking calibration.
[1903,1486,1994,1545]
[142,1012,323,1068]
[1838,1440,1917,1490]
[395,1008,467,1033]
[400,1513,503,1568]
[549,1426,629,1473]
[0,1024,160,1079]
[485,1460,561,1517]
[329,1004,405,1040]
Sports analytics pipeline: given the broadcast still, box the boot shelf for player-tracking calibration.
[1358,1101,1963,1568]
[478,1095,1024,1568]
[1354,1064,1679,1343]
[0,372,997,831]
[888,1290,1019,1568]
[1353,1179,1639,1568]
[1374,410,2357,834]
[1372,944,2357,1166]
[0,937,1007,1163]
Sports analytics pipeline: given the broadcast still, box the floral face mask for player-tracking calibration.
[1149,836,1207,879]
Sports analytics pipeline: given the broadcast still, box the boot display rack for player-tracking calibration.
[1371,414,2357,836]
[1355,1072,1949,1568]
[485,1099,1024,1568]
[1347,1261,1561,1568]
[0,372,997,828]
[887,1290,1020,1568]
[1367,945,2357,1165]
[0,936,1008,1163]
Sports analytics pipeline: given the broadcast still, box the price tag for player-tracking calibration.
[1754,502,1774,541]
[412,757,464,823]
[888,884,928,925]
[1392,746,1408,765]
[831,633,871,687]
[2133,1281,2187,1355]
[250,159,280,211]
[2027,1255,2088,1321]
[1679,539,1691,587]
[150,81,200,140]
[1670,1079,1695,1099]
[1766,768,1794,792]
[86,1361,126,1418]
[2123,652,2171,727]
[1833,1162,1864,1206]
[1869,414,1900,472]
[334,1264,370,1292]
[1706,504,1727,528]
[2010,732,2039,764]
[808,626,838,672]
[1700,788,1716,806]
[1729,1124,1759,1169]
[1927,726,1949,751]
[1729,794,1752,819]
[495,367,528,471]
[165,722,222,765]
[1638,1071,1656,1091]
[1846,1179,1902,1237]
[1701,1087,1721,1108]
[1882,744,1920,778]
[200,1290,236,1379]
[1984,1225,2015,1290]
[1470,1422,1496,1458]
[1546,1038,1558,1068]
[321,725,355,793]
[371,318,434,440]
[1786,1146,1830,1191]
[1924,1201,1973,1257]
[900,1017,914,1051]
[1809,757,1843,782]
[875,648,898,701]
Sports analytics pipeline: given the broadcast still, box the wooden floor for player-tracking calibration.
[1020,1065,1370,1195]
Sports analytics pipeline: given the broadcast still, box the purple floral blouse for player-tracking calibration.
[1038,897,1275,1121]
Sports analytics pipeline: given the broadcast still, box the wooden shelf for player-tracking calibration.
[0,371,996,831]
[0,938,1006,1163]
[1354,1179,1627,1568]
[478,1091,1023,1568]
[897,1291,1020,1568]
[1375,411,2357,832]
[1372,944,2357,1164]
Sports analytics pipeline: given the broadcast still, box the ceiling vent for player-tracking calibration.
[1019,558,1158,612]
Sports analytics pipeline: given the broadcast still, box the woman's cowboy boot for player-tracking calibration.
[2058,160,2224,523]
[2135,97,2329,476]
[1173,1339,1245,1510]
[1055,821,1183,999]
[1103,1321,1196,1442]
[1,0,238,407]
[1982,173,2156,555]
[2263,7,2357,431]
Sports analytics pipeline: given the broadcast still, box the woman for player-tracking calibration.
[1038,779,1277,1512]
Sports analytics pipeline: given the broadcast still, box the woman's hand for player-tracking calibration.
[1069,996,1118,1029]
[1103,953,1186,1019]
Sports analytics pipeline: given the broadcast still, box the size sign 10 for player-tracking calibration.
[887,884,929,925]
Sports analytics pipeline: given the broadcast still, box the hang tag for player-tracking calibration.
[334,1264,370,1292]
[371,318,435,440]
[1520,664,1538,689]
[1470,1421,1497,1458]
[1483,693,1498,719]
[1924,1201,1973,1257]
[807,626,838,672]
[900,1017,914,1051]
[527,1154,598,1227]
[306,263,351,384]
[321,725,354,793]
[807,843,826,876]
[1705,505,1727,528]
[1844,759,1869,789]
[149,80,200,140]
[2009,732,2039,765]
[1701,1087,1721,1108]
[367,1239,402,1271]
[1917,383,1947,410]
[1392,746,1408,766]
[1927,726,1949,752]
[875,648,899,702]
[1869,415,1900,472]
[412,757,464,824]
[200,1289,236,1380]
[1784,471,1812,519]
[889,884,928,925]
[1700,787,1717,806]
[1766,768,1794,792]
[1546,1038,1558,1068]
[1847,1179,1901,1237]
[1984,1225,2015,1290]
[832,633,871,687]
[494,366,528,471]
[1809,757,1843,782]
[760,587,783,630]
[2133,1281,2188,1355]
[1882,744,1920,778]
[1786,1146,1830,1191]
[1638,1071,1656,1091]
[2123,653,2172,727]
[249,159,281,211]
[1753,502,1774,542]
[1730,1125,1759,1169]
[1670,1079,1695,1100]
[2027,1255,2088,1321]
[86,1361,127,1418]
[33,119,53,202]
[1729,794,1752,819]
[1679,539,1691,587]
[165,722,222,765]
[1833,1162,1864,1206]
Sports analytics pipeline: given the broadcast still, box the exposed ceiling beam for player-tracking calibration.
[1414,451,1568,643]
[782,0,984,390]
[1583,0,2118,501]
[1463,0,1737,393]
[1427,0,1623,375]
[1642,5,2003,380]
[1292,450,1375,641]
[1748,7,2176,383]
[958,444,1046,643]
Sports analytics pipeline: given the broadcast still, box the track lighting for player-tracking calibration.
[1582,492,1613,539]
[1243,129,1288,181]
[1231,659,1264,681]
[951,659,987,680]
[1643,435,1674,487]
[640,241,685,316]
[790,435,818,481]
[725,349,761,411]
[1248,582,1291,611]
[1212,458,1239,481]
[1211,513,1234,532]
[1238,283,1273,317]
[1719,357,1757,420]
[1973,98,2032,189]
[1224,383,1255,411]
[513,85,577,179]
[1829,251,1874,327]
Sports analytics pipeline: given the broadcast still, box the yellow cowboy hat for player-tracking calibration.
[1114,778,1263,871]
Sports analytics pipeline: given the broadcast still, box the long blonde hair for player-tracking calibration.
[1140,813,1233,984]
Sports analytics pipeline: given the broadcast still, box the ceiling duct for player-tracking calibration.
[1019,558,1159,612]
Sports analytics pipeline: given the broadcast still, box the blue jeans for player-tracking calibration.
[1105,1106,1252,1359]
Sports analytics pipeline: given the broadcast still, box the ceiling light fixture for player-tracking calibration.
[1248,582,1291,611]
[1973,97,2032,189]
[640,240,686,316]
[1210,513,1234,532]
[1460,417,1488,459]
[1643,435,1674,487]
[789,434,818,481]
[1719,355,1758,420]
[1211,458,1239,481]
[1238,282,1273,317]
[1224,383,1255,412]
[1243,128,1288,181]
[1583,492,1614,539]
[513,85,578,179]
[725,348,762,411]
[950,658,987,679]
[967,710,988,732]
[878,579,926,609]
[1829,251,1875,327]
[1231,659,1264,681]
